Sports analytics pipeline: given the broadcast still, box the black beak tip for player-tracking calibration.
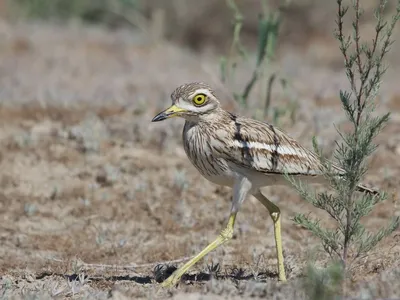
[151,113,166,122]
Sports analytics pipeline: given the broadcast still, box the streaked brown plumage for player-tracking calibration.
[175,82,376,192]
[151,82,378,288]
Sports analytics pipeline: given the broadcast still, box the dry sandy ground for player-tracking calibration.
[0,21,399,299]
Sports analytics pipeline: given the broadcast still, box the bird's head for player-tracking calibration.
[151,82,220,123]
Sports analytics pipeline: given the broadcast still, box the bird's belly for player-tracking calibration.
[202,171,235,187]
[187,153,235,187]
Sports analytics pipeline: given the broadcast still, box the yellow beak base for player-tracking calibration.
[151,105,186,122]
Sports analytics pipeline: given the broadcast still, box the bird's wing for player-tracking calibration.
[211,114,378,194]
[211,116,328,176]
[208,114,379,195]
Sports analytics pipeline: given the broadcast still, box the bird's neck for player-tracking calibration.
[185,108,232,126]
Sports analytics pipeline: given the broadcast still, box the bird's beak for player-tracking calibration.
[151,104,187,122]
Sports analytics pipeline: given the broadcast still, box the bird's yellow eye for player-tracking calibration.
[192,93,207,106]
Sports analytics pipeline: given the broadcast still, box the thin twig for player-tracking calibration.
[353,0,363,76]
[336,0,356,94]
[79,256,194,271]
[264,72,277,118]
[355,0,386,127]
[364,1,400,101]
[353,0,365,125]
[225,0,245,83]
[44,255,194,275]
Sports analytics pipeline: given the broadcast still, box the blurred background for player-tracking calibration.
[3,1,400,57]
[0,0,399,113]
[0,0,399,298]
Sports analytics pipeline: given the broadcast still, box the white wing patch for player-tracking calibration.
[232,140,309,158]
[223,139,320,175]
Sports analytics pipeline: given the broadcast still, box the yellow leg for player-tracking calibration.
[254,192,287,281]
[161,213,237,288]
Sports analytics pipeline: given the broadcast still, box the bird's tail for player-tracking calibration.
[356,184,380,195]
[330,165,380,196]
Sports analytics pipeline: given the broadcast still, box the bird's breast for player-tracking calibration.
[182,123,235,187]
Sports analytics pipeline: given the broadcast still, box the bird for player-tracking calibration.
[151,82,378,288]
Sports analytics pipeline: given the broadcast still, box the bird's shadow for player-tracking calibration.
[152,264,279,285]
[36,264,279,286]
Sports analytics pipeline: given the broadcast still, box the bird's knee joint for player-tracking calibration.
[220,227,233,241]
[270,211,280,223]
